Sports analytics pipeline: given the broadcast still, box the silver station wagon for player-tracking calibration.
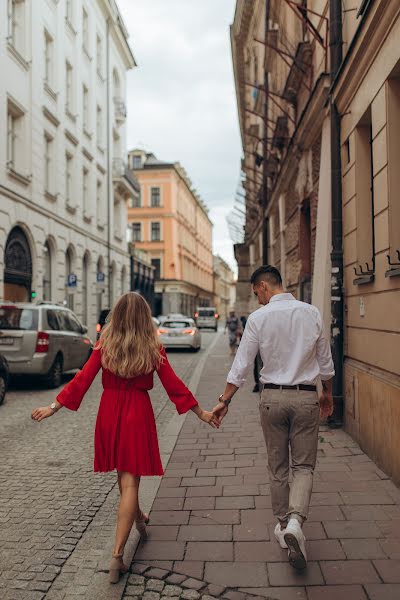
[0,303,93,388]
[157,318,201,352]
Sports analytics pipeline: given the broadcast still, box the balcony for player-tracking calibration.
[114,97,126,123]
[112,157,125,178]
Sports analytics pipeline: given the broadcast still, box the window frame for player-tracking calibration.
[150,186,161,208]
[131,222,142,242]
[150,221,162,242]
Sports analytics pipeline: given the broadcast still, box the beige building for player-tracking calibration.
[213,255,236,322]
[333,1,400,482]
[127,149,214,317]
[231,0,400,481]
[0,0,137,338]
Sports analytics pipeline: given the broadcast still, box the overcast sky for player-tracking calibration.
[116,0,242,273]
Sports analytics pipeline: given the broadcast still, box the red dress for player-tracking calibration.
[56,347,198,476]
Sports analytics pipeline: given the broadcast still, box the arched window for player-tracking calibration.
[4,226,32,302]
[43,240,52,301]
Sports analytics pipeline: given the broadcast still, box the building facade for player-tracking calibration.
[333,0,400,482]
[127,149,214,317]
[213,255,236,322]
[129,244,155,314]
[0,0,136,338]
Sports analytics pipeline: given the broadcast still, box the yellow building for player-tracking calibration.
[333,0,400,482]
[213,255,236,321]
[127,149,214,317]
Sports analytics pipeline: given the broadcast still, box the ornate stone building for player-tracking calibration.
[0,0,137,338]
[213,255,236,322]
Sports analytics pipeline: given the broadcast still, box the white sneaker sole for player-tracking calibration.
[284,532,307,570]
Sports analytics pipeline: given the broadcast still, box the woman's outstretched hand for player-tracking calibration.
[198,410,220,429]
[31,406,54,422]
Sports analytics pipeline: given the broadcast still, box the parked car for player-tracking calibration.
[194,307,219,331]
[157,319,201,351]
[152,317,160,328]
[0,303,93,388]
[96,309,111,340]
[0,352,10,406]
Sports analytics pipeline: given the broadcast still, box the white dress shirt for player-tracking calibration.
[227,293,335,388]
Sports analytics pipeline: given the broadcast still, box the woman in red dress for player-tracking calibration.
[31,292,218,583]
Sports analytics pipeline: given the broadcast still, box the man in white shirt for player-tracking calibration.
[212,265,335,571]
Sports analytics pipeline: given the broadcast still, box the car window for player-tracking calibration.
[67,312,83,334]
[198,309,215,317]
[57,311,73,331]
[46,310,60,331]
[0,307,38,330]
[163,321,191,329]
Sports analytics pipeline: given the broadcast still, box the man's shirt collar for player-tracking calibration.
[269,293,295,304]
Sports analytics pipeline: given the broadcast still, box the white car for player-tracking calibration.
[158,319,201,352]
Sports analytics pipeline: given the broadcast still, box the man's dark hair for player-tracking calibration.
[250,265,282,287]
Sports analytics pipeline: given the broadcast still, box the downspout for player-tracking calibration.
[329,0,344,427]
[262,0,270,264]
[106,17,112,308]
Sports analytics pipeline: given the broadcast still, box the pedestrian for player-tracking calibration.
[225,310,240,355]
[212,265,334,571]
[31,292,219,584]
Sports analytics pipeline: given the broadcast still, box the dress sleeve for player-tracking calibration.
[56,349,102,411]
[156,347,198,414]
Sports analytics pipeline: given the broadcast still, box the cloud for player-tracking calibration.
[117,0,242,272]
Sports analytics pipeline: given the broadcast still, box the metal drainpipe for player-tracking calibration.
[262,0,270,265]
[106,17,112,309]
[329,0,344,427]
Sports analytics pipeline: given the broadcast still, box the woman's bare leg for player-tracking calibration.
[113,472,140,557]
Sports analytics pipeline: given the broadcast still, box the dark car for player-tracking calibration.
[0,353,10,406]
[96,309,111,340]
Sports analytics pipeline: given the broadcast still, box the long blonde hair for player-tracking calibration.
[100,292,163,378]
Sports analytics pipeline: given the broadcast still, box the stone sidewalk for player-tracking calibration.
[129,334,400,600]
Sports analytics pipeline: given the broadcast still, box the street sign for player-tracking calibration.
[67,273,77,288]
[96,271,105,290]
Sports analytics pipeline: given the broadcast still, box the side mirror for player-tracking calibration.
[81,325,88,334]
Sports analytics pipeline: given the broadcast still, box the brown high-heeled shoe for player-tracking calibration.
[109,553,128,584]
[135,510,150,538]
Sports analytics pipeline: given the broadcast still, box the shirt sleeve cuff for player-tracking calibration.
[320,371,335,381]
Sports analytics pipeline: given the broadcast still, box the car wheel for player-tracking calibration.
[44,355,63,389]
[0,375,7,406]
[195,346,201,352]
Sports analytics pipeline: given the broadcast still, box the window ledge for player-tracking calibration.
[97,70,105,83]
[385,268,400,278]
[44,82,58,102]
[7,41,30,71]
[83,213,93,223]
[66,202,77,214]
[353,274,374,285]
[45,191,58,202]
[7,165,31,186]
[84,129,93,141]
[97,221,105,231]
[83,46,92,62]
[66,108,77,123]
[97,144,105,154]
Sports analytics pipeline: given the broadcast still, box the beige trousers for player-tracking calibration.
[259,388,320,523]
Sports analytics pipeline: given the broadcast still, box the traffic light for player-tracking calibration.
[31,290,37,299]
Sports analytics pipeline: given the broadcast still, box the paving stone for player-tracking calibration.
[135,541,185,561]
[323,520,382,538]
[125,585,146,597]
[234,541,285,562]
[129,574,146,585]
[165,573,187,585]
[150,511,191,525]
[222,592,248,600]
[131,563,150,575]
[205,562,269,587]
[306,585,367,600]
[189,510,240,525]
[320,560,380,584]
[181,590,201,599]
[239,588,307,600]
[340,538,386,559]
[372,559,400,583]
[146,568,171,580]
[267,562,324,586]
[364,583,400,600]
[216,497,255,510]
[307,539,346,560]
[178,525,232,542]
[162,585,183,597]
[205,583,226,597]
[142,593,161,600]
[146,578,166,592]
[181,577,206,590]
[173,561,205,580]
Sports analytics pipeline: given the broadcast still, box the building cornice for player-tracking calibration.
[99,0,136,69]
[333,0,400,112]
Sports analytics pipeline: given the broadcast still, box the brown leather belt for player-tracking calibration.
[263,383,317,392]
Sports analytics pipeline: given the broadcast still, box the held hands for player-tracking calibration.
[31,406,55,422]
[198,410,220,429]
[212,401,229,426]
[319,391,334,419]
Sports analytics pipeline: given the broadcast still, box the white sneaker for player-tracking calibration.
[284,518,307,570]
[274,523,288,549]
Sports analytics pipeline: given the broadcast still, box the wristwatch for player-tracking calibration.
[49,402,58,412]
[218,394,231,407]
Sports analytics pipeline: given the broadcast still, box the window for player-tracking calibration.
[7,101,24,172]
[83,85,89,132]
[150,187,161,207]
[96,179,103,226]
[66,153,73,205]
[82,253,89,325]
[82,7,89,52]
[151,222,161,241]
[43,241,52,301]
[131,191,141,208]
[44,30,54,88]
[46,310,59,330]
[387,77,400,270]
[132,155,142,169]
[96,34,102,75]
[8,0,25,55]
[96,105,102,146]
[354,108,375,280]
[132,223,141,242]
[66,0,73,23]
[82,167,89,217]
[66,61,73,114]
[44,134,54,195]
[299,199,312,302]
[151,258,161,280]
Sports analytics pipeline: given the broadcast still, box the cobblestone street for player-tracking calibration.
[2,332,400,600]
[0,332,217,600]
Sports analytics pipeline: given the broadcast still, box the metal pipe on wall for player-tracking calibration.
[262,0,271,265]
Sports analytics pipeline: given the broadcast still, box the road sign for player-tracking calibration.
[96,271,105,290]
[67,273,77,287]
